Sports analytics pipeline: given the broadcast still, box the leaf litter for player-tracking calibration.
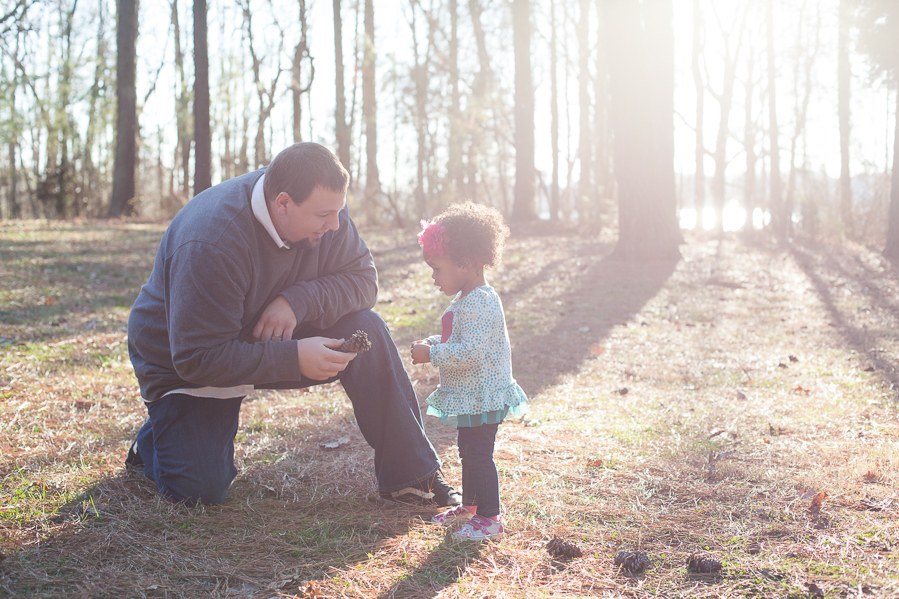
[1,224,898,597]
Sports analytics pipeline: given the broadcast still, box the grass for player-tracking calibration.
[1,220,898,597]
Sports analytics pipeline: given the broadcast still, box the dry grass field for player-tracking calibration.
[1,219,897,598]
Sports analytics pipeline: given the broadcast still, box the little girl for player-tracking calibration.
[411,201,527,541]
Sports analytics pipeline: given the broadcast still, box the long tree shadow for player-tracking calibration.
[789,239,899,392]
[510,253,680,396]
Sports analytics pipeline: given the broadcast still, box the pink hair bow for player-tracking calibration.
[418,219,449,257]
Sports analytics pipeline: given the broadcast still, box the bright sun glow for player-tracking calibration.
[679,201,771,231]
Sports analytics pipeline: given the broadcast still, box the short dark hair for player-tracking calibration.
[263,142,349,205]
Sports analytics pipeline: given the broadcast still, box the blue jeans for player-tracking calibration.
[134,310,441,505]
[458,422,500,518]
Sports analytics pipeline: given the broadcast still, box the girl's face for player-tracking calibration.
[425,252,476,296]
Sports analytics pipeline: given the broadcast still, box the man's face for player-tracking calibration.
[271,186,346,248]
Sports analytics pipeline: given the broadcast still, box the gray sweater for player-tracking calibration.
[127,168,377,402]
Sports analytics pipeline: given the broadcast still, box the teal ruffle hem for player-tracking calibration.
[426,382,528,428]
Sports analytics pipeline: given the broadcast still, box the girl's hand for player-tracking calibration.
[411,341,431,364]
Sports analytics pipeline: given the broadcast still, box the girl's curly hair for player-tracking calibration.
[433,201,510,268]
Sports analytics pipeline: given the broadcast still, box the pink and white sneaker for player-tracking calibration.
[454,515,504,541]
[431,505,472,525]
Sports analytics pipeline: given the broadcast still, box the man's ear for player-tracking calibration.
[275,192,292,216]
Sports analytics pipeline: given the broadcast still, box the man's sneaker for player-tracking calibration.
[431,505,472,525]
[125,440,143,470]
[379,470,462,507]
[454,515,504,541]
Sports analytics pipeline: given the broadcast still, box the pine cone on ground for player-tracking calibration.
[614,550,651,575]
[338,330,371,353]
[686,552,722,574]
[545,536,583,560]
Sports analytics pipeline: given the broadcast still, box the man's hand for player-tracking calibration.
[298,337,356,380]
[411,341,431,365]
[253,295,297,342]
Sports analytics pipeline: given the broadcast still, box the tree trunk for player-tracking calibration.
[194,0,212,194]
[785,4,821,237]
[709,5,747,235]
[550,0,559,222]
[109,0,137,217]
[410,2,428,217]
[767,0,784,241]
[292,0,312,143]
[883,88,899,262]
[605,0,681,260]
[447,0,463,194]
[333,0,351,170]
[577,0,591,220]
[743,45,757,226]
[467,0,491,202]
[171,0,192,199]
[593,0,610,219]
[362,0,379,220]
[512,0,535,221]
[838,0,853,237]
[692,0,705,217]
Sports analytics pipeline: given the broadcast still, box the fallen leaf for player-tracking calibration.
[590,345,606,355]
[586,459,603,468]
[793,385,810,395]
[862,470,880,483]
[319,436,350,450]
[736,391,747,400]
[809,491,828,516]
[302,580,319,598]
[777,363,788,369]
[618,388,629,395]
[863,366,875,372]
[789,355,799,363]
[44,297,55,305]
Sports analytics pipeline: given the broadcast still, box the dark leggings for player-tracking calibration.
[458,422,500,518]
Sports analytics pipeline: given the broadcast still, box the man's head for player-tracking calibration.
[264,143,350,248]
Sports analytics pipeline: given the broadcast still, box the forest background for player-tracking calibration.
[1,0,899,259]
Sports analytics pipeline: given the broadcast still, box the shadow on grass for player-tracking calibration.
[376,529,483,599]
[1,466,425,598]
[511,253,680,396]
[789,240,899,393]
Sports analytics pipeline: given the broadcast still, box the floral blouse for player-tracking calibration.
[425,286,527,427]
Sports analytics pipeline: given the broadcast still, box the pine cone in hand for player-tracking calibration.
[338,330,371,353]
[546,536,583,560]
[686,552,722,574]
[614,550,651,575]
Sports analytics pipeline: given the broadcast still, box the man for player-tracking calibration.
[125,142,459,507]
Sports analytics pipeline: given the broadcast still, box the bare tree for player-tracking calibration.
[512,0,535,221]
[838,0,853,236]
[333,0,351,170]
[241,0,284,169]
[171,0,192,199]
[692,0,705,215]
[194,0,212,193]
[446,0,463,194]
[549,0,559,222]
[708,2,748,235]
[766,0,785,240]
[576,0,590,219]
[291,0,313,143]
[785,2,822,235]
[110,0,138,217]
[466,0,491,202]
[362,0,380,220]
